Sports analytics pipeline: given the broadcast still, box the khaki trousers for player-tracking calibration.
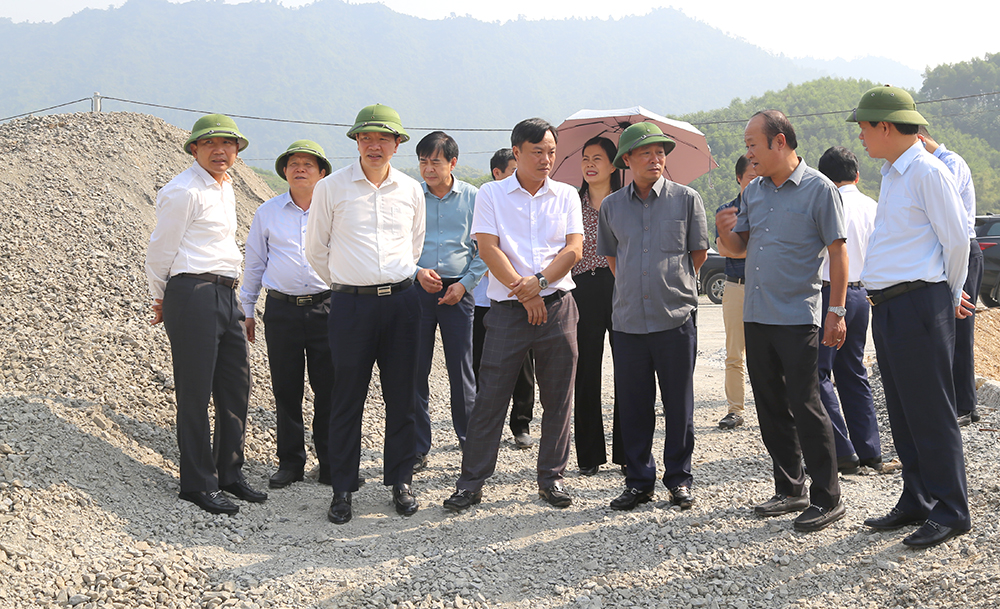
[721,280,746,414]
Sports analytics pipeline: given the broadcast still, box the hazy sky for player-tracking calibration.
[1,0,996,71]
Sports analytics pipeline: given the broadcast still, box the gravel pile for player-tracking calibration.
[1,111,999,609]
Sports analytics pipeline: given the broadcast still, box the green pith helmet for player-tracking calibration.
[274,140,333,180]
[846,85,928,126]
[346,103,410,143]
[613,122,677,169]
[183,114,249,155]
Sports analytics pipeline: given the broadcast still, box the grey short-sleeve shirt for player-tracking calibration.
[735,159,845,326]
[597,177,709,334]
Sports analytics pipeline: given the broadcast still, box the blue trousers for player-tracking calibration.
[818,285,880,461]
[414,281,476,454]
[326,286,419,491]
[871,281,969,529]
[613,318,696,491]
[955,242,984,415]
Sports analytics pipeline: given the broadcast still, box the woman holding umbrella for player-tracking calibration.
[572,136,624,476]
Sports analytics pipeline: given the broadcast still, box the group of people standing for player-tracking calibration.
[145,86,978,548]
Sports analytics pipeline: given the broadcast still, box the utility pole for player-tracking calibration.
[92,92,102,113]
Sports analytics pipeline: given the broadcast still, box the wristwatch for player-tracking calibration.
[535,272,549,290]
[828,306,847,317]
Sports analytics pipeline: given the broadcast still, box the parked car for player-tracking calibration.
[976,215,1000,307]
[699,249,727,305]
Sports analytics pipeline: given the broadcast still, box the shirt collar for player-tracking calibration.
[628,175,667,201]
[883,141,925,178]
[507,170,550,197]
[190,161,230,187]
[279,191,309,213]
[838,183,861,195]
[422,179,455,200]
[762,156,806,189]
[350,158,396,188]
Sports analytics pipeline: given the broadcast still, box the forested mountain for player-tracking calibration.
[0,0,919,170]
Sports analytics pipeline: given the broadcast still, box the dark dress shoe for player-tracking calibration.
[328,492,352,524]
[513,432,534,449]
[179,490,239,515]
[793,501,846,532]
[669,486,695,510]
[539,481,572,508]
[864,507,925,530]
[838,455,861,475]
[579,465,600,476]
[443,488,482,512]
[902,520,970,548]
[718,413,744,429]
[755,492,809,516]
[610,487,654,510]
[858,456,884,471]
[269,469,304,489]
[393,483,418,516]
[412,453,428,474]
[957,408,980,427]
[221,479,268,503]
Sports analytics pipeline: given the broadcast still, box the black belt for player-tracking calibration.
[329,278,412,296]
[267,289,332,306]
[822,281,864,288]
[865,280,931,306]
[492,290,566,308]
[441,277,462,287]
[178,272,237,289]
[726,276,745,284]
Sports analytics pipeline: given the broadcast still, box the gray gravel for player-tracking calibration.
[1,111,999,609]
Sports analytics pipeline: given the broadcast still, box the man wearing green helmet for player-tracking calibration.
[848,85,973,547]
[239,140,334,491]
[145,114,267,515]
[305,104,426,524]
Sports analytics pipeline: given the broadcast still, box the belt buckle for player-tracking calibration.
[377,285,392,297]
[296,296,311,306]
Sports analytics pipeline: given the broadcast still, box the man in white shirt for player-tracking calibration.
[305,104,425,524]
[239,140,334,490]
[145,114,267,515]
[917,126,982,426]
[815,146,881,474]
[849,85,972,547]
[444,118,583,512]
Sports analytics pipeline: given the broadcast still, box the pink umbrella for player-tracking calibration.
[552,106,718,188]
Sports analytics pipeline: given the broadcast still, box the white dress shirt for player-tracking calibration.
[305,160,425,287]
[822,184,876,283]
[145,162,242,300]
[932,144,977,238]
[239,192,330,318]
[471,172,584,302]
[861,142,970,304]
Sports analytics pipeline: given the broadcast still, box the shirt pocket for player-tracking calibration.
[885,195,916,234]
[545,213,568,244]
[660,220,687,252]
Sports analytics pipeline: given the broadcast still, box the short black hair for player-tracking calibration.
[511,118,558,148]
[416,131,459,162]
[752,110,798,150]
[735,155,750,180]
[579,136,621,198]
[868,121,919,136]
[490,148,515,176]
[818,146,859,184]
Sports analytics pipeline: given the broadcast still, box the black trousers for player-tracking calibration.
[955,242,984,416]
[262,294,334,479]
[872,281,969,529]
[474,305,535,435]
[744,322,840,509]
[326,286,419,492]
[571,268,623,468]
[162,275,250,493]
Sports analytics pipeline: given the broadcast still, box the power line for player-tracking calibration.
[0,98,90,122]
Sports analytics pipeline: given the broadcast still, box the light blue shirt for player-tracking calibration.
[932,144,976,238]
[417,178,487,294]
[240,192,330,318]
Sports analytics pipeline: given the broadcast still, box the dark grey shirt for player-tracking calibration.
[597,177,709,334]
[735,158,845,327]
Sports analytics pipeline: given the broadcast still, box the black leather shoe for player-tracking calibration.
[393,483,418,516]
[539,481,572,508]
[579,465,600,476]
[858,456,884,471]
[902,520,970,548]
[412,453,428,474]
[838,454,861,475]
[221,479,268,503]
[269,469,304,489]
[610,487,654,510]
[794,501,846,532]
[957,408,980,426]
[179,490,239,515]
[443,489,482,512]
[513,432,534,449]
[328,492,352,524]
[669,486,695,510]
[755,492,809,516]
[864,507,925,530]
[718,413,744,429]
